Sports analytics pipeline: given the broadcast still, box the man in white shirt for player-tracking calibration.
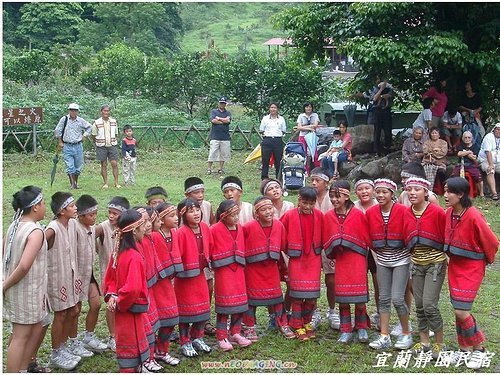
[478,123,500,200]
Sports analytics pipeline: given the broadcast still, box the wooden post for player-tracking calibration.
[32,123,37,155]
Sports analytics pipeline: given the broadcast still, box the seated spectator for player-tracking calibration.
[477,123,500,200]
[337,120,352,172]
[412,97,435,139]
[451,131,484,197]
[442,105,463,154]
[320,130,344,178]
[422,127,448,189]
[402,125,425,163]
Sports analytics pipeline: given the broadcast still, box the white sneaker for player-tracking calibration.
[449,350,471,366]
[429,329,435,337]
[369,335,392,350]
[390,321,413,336]
[49,349,78,370]
[82,332,108,352]
[327,309,340,330]
[394,334,413,350]
[68,339,94,358]
[142,359,162,372]
[311,308,322,329]
[466,350,488,370]
[107,336,116,352]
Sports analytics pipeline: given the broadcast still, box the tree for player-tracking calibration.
[15,3,84,50]
[78,3,183,56]
[274,3,500,119]
[79,43,145,104]
[3,47,52,85]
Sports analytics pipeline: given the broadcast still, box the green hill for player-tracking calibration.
[179,2,294,55]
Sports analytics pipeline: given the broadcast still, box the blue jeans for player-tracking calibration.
[63,143,84,175]
[321,151,348,175]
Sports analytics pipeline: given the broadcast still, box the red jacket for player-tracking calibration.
[114,248,149,313]
[243,219,286,263]
[209,222,245,268]
[176,223,212,278]
[280,208,323,257]
[403,203,445,251]
[444,207,499,264]
[152,230,183,279]
[323,206,370,258]
[366,203,406,250]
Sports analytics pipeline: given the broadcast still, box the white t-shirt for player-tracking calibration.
[442,111,462,126]
[478,132,500,164]
[297,112,320,137]
[260,114,287,137]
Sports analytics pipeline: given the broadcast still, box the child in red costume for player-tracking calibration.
[443,177,499,369]
[152,202,183,365]
[210,200,251,351]
[323,180,371,345]
[242,197,295,341]
[103,209,150,373]
[174,199,212,357]
[280,187,323,341]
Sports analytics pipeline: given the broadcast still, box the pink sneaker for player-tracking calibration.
[242,327,258,342]
[229,333,252,347]
[217,338,233,352]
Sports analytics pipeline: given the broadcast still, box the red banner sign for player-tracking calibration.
[3,107,43,126]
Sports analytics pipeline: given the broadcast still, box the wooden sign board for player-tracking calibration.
[3,107,43,126]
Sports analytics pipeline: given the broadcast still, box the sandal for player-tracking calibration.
[217,169,225,175]
[492,194,498,201]
[206,170,212,175]
[28,359,52,373]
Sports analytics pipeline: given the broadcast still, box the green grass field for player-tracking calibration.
[2,149,500,372]
[179,3,292,55]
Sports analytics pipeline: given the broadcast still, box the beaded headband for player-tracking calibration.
[404,177,431,190]
[254,199,273,212]
[58,196,74,213]
[374,178,397,192]
[221,182,242,191]
[263,180,281,194]
[354,179,374,190]
[78,205,98,215]
[310,172,330,182]
[219,204,240,221]
[112,216,146,268]
[108,203,128,212]
[330,186,350,197]
[158,205,176,219]
[185,184,204,194]
[146,194,166,202]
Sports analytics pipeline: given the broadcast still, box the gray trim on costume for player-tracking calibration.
[146,275,158,288]
[289,290,320,299]
[246,251,279,263]
[372,239,405,249]
[215,304,249,315]
[159,316,180,328]
[211,255,245,269]
[335,295,369,304]
[176,268,201,278]
[450,297,473,311]
[248,296,284,306]
[117,348,150,369]
[178,311,211,323]
[158,265,175,279]
[129,303,149,313]
[447,246,485,260]
[407,236,443,251]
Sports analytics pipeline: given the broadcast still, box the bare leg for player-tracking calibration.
[110,159,120,187]
[100,161,108,186]
[106,309,115,338]
[325,273,336,309]
[68,302,82,338]
[7,322,40,372]
[486,173,497,196]
[51,309,69,349]
[86,283,102,332]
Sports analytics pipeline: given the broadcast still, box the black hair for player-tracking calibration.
[50,191,73,216]
[253,195,272,207]
[177,198,202,225]
[76,194,98,215]
[144,186,168,201]
[310,166,333,180]
[298,186,317,201]
[155,202,175,215]
[184,176,204,192]
[101,104,110,111]
[422,97,434,109]
[445,177,472,208]
[429,126,440,135]
[333,130,341,136]
[221,176,243,191]
[446,103,458,116]
[465,80,477,92]
[329,180,354,209]
[12,185,42,215]
[303,102,313,111]
[433,76,447,93]
[338,119,348,128]
[123,124,133,132]
[108,196,130,210]
[401,162,426,179]
[269,102,280,109]
[117,209,142,252]
[215,199,239,222]
[260,178,282,195]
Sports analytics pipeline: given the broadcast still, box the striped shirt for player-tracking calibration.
[374,210,410,267]
[54,115,91,143]
[410,206,447,265]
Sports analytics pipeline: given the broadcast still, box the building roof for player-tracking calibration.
[263,38,293,46]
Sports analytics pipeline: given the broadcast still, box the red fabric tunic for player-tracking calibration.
[243,219,286,306]
[444,207,499,310]
[365,203,406,250]
[323,207,370,303]
[151,231,179,327]
[281,208,323,299]
[154,229,183,279]
[403,203,446,252]
[174,223,212,323]
[210,222,248,314]
[106,247,150,370]
[139,237,160,334]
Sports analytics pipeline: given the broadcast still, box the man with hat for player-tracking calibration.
[54,103,92,189]
[207,96,232,175]
[478,123,500,200]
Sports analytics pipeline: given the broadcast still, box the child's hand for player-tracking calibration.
[107,296,117,312]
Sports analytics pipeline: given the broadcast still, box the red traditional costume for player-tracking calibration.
[104,248,150,372]
[210,221,248,340]
[242,218,288,328]
[403,202,446,252]
[323,206,371,332]
[174,223,212,345]
[365,203,406,251]
[444,207,499,347]
[280,208,323,329]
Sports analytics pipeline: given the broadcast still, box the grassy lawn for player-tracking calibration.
[2,149,500,372]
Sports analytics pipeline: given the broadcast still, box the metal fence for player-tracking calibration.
[2,123,299,154]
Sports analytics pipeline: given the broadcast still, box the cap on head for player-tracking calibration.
[68,103,80,111]
[218,96,228,104]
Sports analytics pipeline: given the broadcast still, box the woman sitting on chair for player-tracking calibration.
[451,131,484,197]
[422,127,448,190]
